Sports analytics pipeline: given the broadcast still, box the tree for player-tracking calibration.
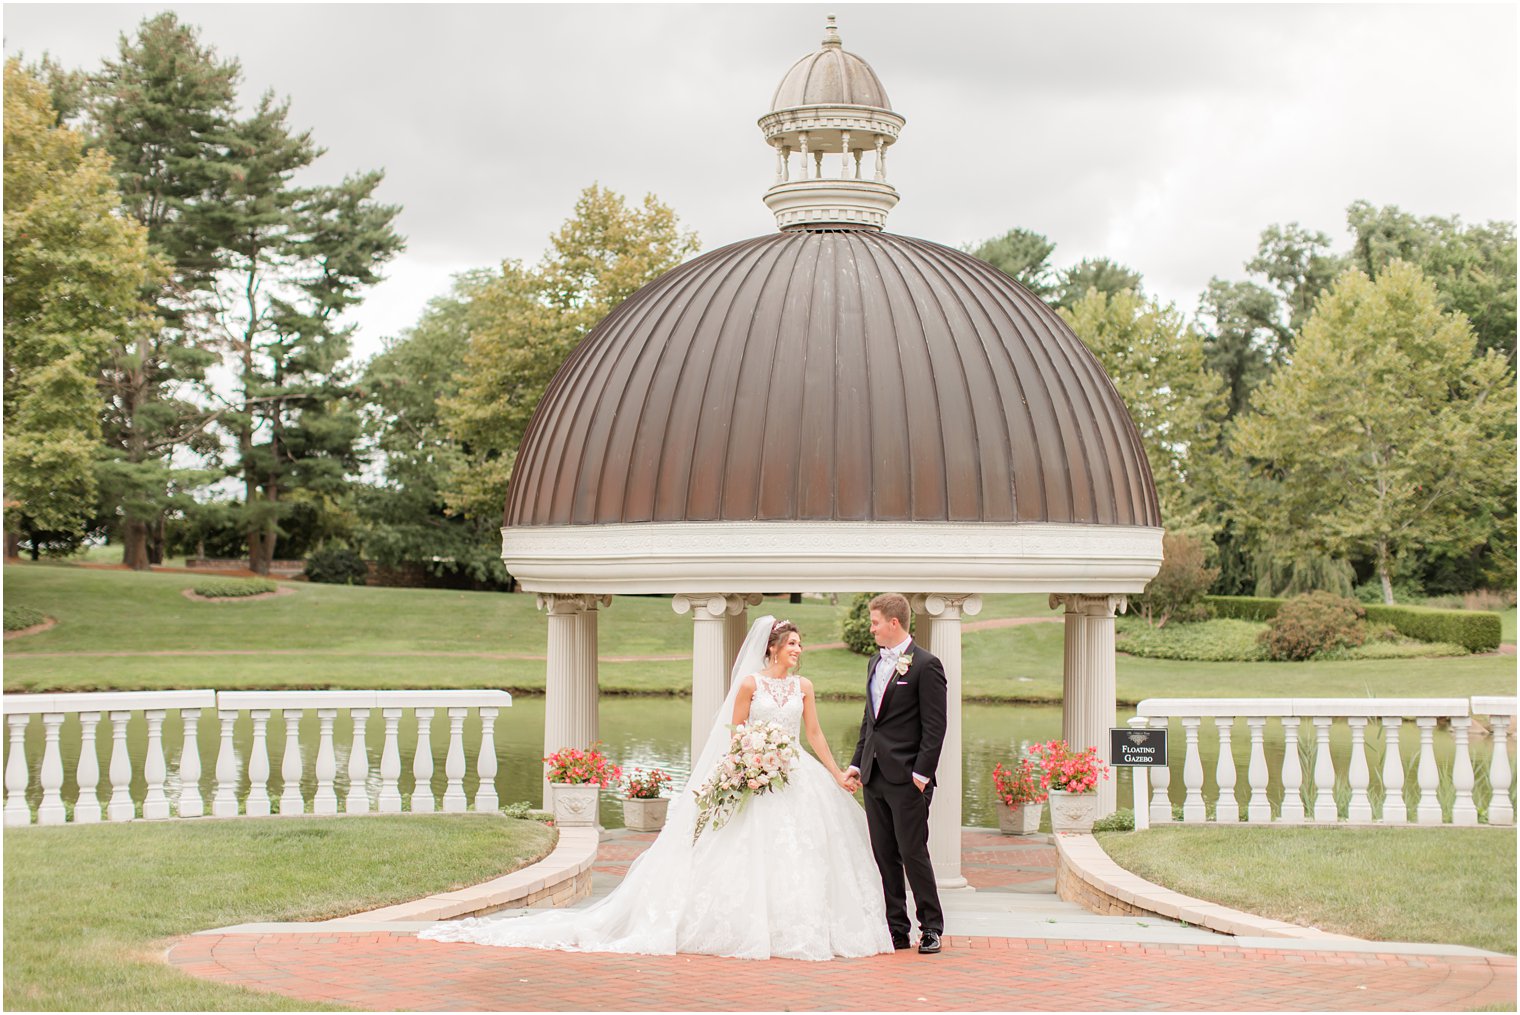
[1133,532,1219,628]
[214,92,404,574]
[81,12,240,568]
[1058,289,1228,532]
[964,227,1056,298]
[1346,200,1516,363]
[1245,223,1345,336]
[1053,257,1143,310]
[1196,278,1289,419]
[358,271,509,583]
[1229,261,1514,604]
[441,185,698,522]
[3,60,163,555]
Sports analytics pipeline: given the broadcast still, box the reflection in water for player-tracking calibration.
[10,697,1498,827]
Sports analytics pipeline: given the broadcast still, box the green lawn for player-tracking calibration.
[5,562,1514,702]
[1096,825,1517,954]
[2,813,555,1011]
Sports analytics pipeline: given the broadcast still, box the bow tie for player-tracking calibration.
[879,648,902,663]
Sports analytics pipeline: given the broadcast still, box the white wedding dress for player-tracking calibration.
[420,638,893,961]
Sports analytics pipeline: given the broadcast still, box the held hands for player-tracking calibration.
[838,769,862,793]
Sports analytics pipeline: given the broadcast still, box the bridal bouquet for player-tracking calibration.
[691,721,798,843]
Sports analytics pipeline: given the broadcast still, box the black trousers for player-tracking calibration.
[862,776,943,938]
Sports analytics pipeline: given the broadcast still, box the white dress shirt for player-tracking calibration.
[851,636,928,788]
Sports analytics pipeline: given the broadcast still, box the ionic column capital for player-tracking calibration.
[537,593,611,615]
[1049,593,1128,617]
[672,593,752,620]
[911,593,982,619]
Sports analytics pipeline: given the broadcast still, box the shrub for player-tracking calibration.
[1204,595,1282,622]
[1363,604,1500,653]
[500,801,555,823]
[1117,618,1267,662]
[841,592,878,655]
[1133,532,1218,628]
[304,547,368,586]
[1353,579,1424,605]
[4,605,46,631]
[1259,591,1366,661]
[1092,808,1135,832]
[192,578,277,598]
[1338,640,1470,661]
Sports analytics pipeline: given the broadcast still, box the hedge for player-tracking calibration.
[192,578,278,598]
[1206,595,1501,653]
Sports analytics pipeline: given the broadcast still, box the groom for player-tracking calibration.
[845,593,946,955]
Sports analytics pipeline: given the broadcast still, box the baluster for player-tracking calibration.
[1345,717,1372,821]
[107,710,135,821]
[1450,716,1478,826]
[178,708,204,817]
[840,131,851,178]
[213,709,240,817]
[379,708,403,813]
[1245,717,1270,822]
[1280,717,1305,823]
[853,149,863,180]
[142,709,170,819]
[1214,716,1239,822]
[4,714,30,825]
[313,708,338,815]
[799,133,810,180]
[1180,717,1205,822]
[813,151,824,179]
[412,707,436,812]
[76,711,102,823]
[874,135,886,181]
[781,145,791,183]
[773,143,785,184]
[279,708,303,815]
[37,712,67,824]
[1415,717,1440,824]
[443,707,468,812]
[1487,714,1513,825]
[1311,716,1336,822]
[246,709,272,816]
[476,706,500,812]
[1145,716,1171,824]
[346,707,371,814]
[1379,716,1407,823]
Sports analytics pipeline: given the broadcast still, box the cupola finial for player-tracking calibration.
[822,14,841,47]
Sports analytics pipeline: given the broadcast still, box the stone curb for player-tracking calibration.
[321,825,600,924]
[1054,832,1363,941]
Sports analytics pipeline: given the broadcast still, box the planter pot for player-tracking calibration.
[549,783,602,827]
[1047,789,1099,833]
[996,800,1043,835]
[621,796,670,832]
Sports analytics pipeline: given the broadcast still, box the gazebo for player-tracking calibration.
[502,17,1162,888]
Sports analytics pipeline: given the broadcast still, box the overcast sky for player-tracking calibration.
[5,3,1516,363]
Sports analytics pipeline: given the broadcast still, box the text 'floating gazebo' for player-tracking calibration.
[502,16,1162,887]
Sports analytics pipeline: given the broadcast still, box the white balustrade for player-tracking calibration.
[2,689,510,826]
[1135,697,1504,827]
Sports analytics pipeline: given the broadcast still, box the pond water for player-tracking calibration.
[12,696,1498,825]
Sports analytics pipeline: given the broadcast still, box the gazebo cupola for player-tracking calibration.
[759,15,904,231]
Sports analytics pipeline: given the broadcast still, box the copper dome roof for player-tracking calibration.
[505,230,1160,530]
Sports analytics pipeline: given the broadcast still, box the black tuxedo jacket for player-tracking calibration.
[849,641,948,786]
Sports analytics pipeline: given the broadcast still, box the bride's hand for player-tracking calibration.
[835,770,858,792]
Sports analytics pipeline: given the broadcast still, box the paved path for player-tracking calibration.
[167,829,1515,1011]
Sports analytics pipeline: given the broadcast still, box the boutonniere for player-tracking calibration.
[894,653,913,677]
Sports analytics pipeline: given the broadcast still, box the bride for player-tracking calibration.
[420,616,893,961]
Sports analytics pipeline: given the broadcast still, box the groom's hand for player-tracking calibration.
[913,774,929,793]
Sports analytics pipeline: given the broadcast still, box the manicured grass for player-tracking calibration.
[1095,825,1517,954]
[2,813,555,1011]
[1502,608,1517,644]
[5,562,1514,703]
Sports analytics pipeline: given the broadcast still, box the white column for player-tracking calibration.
[1127,716,1150,831]
[476,706,500,812]
[443,706,468,812]
[212,709,239,817]
[1147,715,1172,824]
[313,708,338,815]
[1450,716,1478,826]
[279,709,303,816]
[1245,717,1270,823]
[38,712,67,824]
[722,594,762,699]
[1415,717,1440,824]
[378,707,403,813]
[1487,715,1513,825]
[1346,717,1372,822]
[346,707,371,814]
[3,714,30,826]
[107,710,134,821]
[1280,717,1305,823]
[247,709,272,816]
[412,707,436,812]
[912,597,935,657]
[674,594,745,761]
[1379,716,1407,823]
[539,593,591,809]
[1052,595,1085,749]
[1214,716,1238,823]
[1061,594,1125,817]
[76,711,102,823]
[922,593,980,890]
[1180,717,1205,822]
[178,708,205,818]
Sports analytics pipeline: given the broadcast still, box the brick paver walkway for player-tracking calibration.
[166,830,1517,1012]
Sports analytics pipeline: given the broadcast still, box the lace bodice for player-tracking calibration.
[748,674,803,736]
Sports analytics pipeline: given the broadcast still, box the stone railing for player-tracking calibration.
[1130,697,1514,828]
[3,689,510,826]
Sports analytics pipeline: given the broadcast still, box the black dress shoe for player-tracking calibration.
[892,935,912,950]
[918,931,942,954]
